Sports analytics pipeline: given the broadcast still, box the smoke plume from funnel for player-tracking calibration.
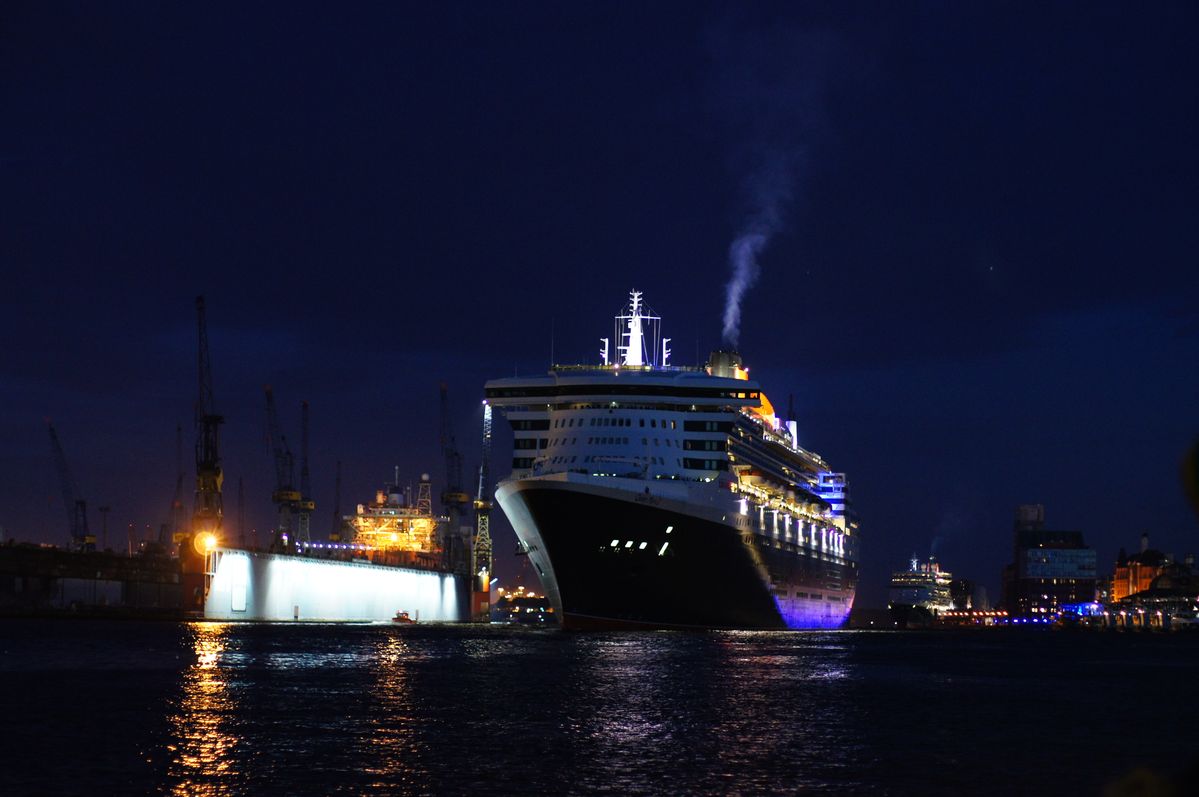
[721,158,793,346]
[720,148,800,347]
[708,21,837,348]
[722,232,765,347]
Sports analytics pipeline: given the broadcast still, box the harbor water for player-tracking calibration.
[1,621,1196,795]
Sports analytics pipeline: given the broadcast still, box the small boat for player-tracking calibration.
[392,610,415,624]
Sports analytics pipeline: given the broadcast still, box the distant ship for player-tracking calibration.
[485,291,859,629]
[491,585,556,625]
[887,556,953,627]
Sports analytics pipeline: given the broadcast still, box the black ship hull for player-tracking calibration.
[498,477,856,630]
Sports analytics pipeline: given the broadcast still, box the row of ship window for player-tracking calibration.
[511,457,725,471]
[790,593,844,602]
[537,455,676,466]
[553,417,679,429]
[514,417,732,433]
[516,436,726,451]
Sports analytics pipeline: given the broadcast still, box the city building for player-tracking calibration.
[950,577,974,611]
[1001,504,1096,617]
[1106,546,1198,629]
[1111,533,1171,602]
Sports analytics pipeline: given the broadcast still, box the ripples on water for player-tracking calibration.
[1,621,1197,795]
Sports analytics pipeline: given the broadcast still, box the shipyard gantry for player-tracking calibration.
[46,421,95,553]
[22,295,495,623]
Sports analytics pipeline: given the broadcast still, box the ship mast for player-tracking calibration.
[612,290,663,367]
[623,290,644,366]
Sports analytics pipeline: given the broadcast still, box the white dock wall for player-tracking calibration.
[203,548,465,622]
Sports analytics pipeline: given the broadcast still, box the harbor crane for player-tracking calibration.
[296,400,315,544]
[330,459,344,542]
[472,401,494,620]
[192,296,224,546]
[155,424,185,554]
[439,382,471,574]
[46,421,95,552]
[237,476,246,548]
[171,423,185,543]
[264,385,300,550]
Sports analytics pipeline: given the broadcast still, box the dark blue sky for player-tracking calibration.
[2,2,1196,606]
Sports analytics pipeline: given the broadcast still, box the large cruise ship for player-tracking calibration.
[484,291,859,629]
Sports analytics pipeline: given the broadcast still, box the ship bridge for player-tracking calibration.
[486,291,778,485]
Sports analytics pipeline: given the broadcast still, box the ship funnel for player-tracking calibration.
[707,349,746,379]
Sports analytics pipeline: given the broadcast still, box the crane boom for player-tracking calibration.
[295,400,314,543]
[156,423,186,551]
[438,382,470,574]
[330,459,343,541]
[174,422,184,528]
[439,382,466,505]
[471,401,494,618]
[475,402,492,505]
[300,401,311,499]
[46,422,94,552]
[264,385,299,549]
[192,296,224,540]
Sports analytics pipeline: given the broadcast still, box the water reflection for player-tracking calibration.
[360,633,428,792]
[715,632,866,789]
[560,631,865,793]
[562,633,704,793]
[166,623,240,796]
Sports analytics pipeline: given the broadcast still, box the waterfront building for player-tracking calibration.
[950,577,974,610]
[1111,534,1171,602]
[1001,504,1097,617]
[938,609,1009,627]
[1105,544,1199,629]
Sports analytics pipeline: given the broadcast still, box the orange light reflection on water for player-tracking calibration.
[166,622,240,796]
[362,633,427,790]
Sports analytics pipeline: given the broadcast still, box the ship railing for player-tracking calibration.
[733,481,831,523]
[550,363,702,374]
[739,411,830,464]
[288,542,451,575]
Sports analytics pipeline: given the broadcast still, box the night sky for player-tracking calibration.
[3,3,1196,607]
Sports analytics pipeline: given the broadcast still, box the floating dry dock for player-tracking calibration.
[203,547,469,622]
